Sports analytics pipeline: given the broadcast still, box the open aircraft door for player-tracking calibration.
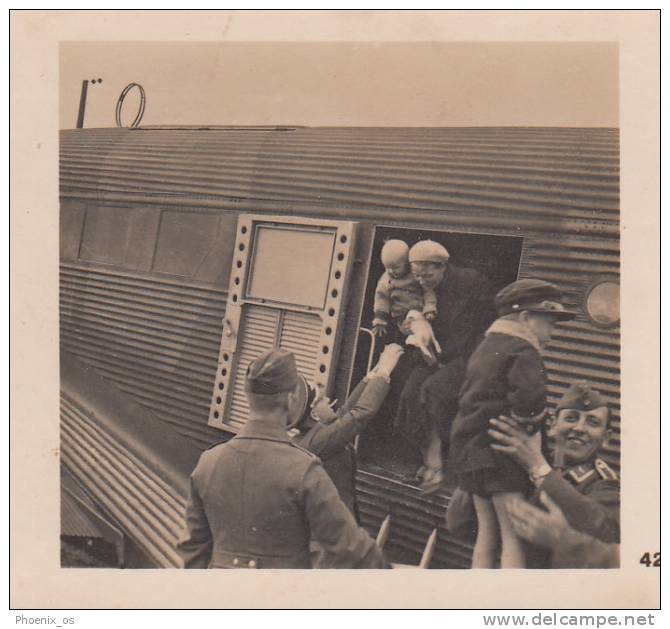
[208,215,357,432]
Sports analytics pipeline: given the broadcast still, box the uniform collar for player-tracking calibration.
[485,318,542,352]
[563,461,596,485]
[236,416,292,443]
[561,457,618,483]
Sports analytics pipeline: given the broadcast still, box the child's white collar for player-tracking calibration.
[485,318,542,353]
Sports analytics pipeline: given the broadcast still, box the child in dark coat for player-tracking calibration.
[448,278,576,568]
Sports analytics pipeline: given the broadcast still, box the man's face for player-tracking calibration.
[411,262,445,290]
[549,406,610,465]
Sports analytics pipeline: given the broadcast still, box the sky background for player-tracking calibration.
[60,42,618,129]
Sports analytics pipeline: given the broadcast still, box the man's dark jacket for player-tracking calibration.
[393,263,495,445]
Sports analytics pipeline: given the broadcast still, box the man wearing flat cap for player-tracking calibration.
[177,348,388,569]
[489,381,620,567]
[388,239,495,493]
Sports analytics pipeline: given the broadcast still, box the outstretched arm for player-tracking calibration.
[301,345,403,457]
[301,375,390,457]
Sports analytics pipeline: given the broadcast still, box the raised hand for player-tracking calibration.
[507,492,570,549]
[373,343,405,377]
[488,415,547,473]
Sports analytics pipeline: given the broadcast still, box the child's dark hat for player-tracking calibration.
[495,278,577,320]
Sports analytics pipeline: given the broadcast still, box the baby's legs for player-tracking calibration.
[471,495,499,568]
[491,492,526,568]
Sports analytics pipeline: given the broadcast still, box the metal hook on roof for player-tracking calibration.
[115,83,146,128]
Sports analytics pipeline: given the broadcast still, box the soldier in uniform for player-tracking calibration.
[507,491,619,569]
[289,343,404,515]
[177,348,388,569]
[488,382,619,567]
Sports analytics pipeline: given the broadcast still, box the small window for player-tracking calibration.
[152,211,219,277]
[79,206,133,265]
[246,225,335,309]
[60,202,86,262]
[585,278,620,328]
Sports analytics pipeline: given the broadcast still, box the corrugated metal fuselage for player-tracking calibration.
[59,126,619,568]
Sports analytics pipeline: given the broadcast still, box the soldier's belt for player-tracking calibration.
[211,548,312,569]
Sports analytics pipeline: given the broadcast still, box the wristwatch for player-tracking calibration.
[529,462,553,486]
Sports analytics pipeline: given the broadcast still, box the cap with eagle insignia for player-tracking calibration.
[557,381,608,412]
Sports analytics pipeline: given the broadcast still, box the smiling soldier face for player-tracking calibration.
[550,406,610,465]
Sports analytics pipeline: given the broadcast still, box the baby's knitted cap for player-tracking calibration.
[381,239,410,266]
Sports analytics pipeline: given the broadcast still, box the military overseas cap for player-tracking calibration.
[408,240,450,265]
[557,381,608,412]
[495,278,577,320]
[380,239,410,266]
[245,348,299,395]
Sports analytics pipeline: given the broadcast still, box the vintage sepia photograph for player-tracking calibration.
[10,9,660,611]
[58,40,622,572]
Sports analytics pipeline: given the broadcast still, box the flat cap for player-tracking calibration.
[557,382,607,412]
[245,348,299,395]
[495,278,577,320]
[408,240,450,265]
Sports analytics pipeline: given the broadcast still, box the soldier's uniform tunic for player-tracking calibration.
[539,458,620,542]
[526,457,620,568]
[178,416,387,569]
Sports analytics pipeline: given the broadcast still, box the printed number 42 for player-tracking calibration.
[640,552,660,567]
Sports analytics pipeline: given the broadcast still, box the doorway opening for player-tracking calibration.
[353,225,524,478]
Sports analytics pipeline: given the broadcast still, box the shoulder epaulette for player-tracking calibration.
[289,441,320,461]
[594,458,619,481]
